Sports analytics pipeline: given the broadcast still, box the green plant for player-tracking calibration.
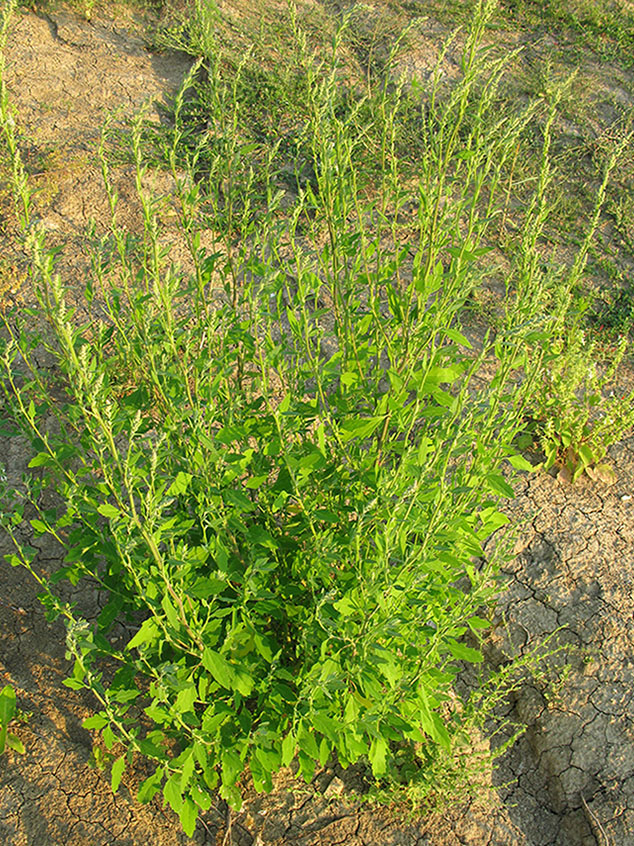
[528,323,634,482]
[0,0,622,836]
[0,685,25,756]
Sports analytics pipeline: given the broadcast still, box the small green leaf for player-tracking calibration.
[6,733,25,755]
[27,452,51,468]
[244,474,268,489]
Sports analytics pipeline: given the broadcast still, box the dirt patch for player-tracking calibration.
[1,4,634,846]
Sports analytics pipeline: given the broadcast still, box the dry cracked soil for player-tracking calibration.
[1,3,634,845]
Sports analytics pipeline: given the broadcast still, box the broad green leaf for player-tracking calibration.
[368,736,388,777]
[127,618,160,651]
[27,452,51,468]
[202,649,234,689]
[167,472,193,497]
[578,444,595,467]
[180,749,196,792]
[508,453,534,472]
[244,475,268,489]
[221,748,243,787]
[111,756,126,793]
[188,577,226,599]
[297,750,315,782]
[447,641,483,663]
[339,416,384,442]
[179,796,198,838]
[485,473,514,498]
[318,737,330,767]
[97,503,120,519]
[281,731,296,766]
[297,723,319,760]
[161,595,181,630]
[137,767,164,804]
[443,327,472,348]
[82,713,109,731]
[311,712,339,742]
[163,771,183,813]
[175,685,197,715]
[190,782,212,811]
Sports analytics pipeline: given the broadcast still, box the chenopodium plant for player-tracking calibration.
[0,0,554,835]
[531,324,634,482]
[1,240,530,832]
[0,233,537,828]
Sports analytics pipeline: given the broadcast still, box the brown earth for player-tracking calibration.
[1,3,634,845]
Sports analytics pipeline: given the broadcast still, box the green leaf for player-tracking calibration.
[188,577,226,599]
[508,453,534,472]
[578,444,595,467]
[179,795,198,838]
[232,668,254,697]
[447,641,483,663]
[0,686,16,754]
[175,685,197,715]
[167,472,193,497]
[111,756,126,793]
[443,327,472,348]
[27,452,51,468]
[318,737,330,767]
[163,771,183,813]
[368,735,388,777]
[127,618,160,651]
[281,731,296,766]
[190,782,212,811]
[6,733,25,755]
[61,678,85,690]
[485,473,514,498]
[82,713,109,731]
[297,723,319,760]
[297,750,315,782]
[202,648,234,689]
[97,503,120,519]
[0,685,17,726]
[221,748,243,787]
[339,416,384,442]
[137,768,164,803]
[244,475,268,489]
